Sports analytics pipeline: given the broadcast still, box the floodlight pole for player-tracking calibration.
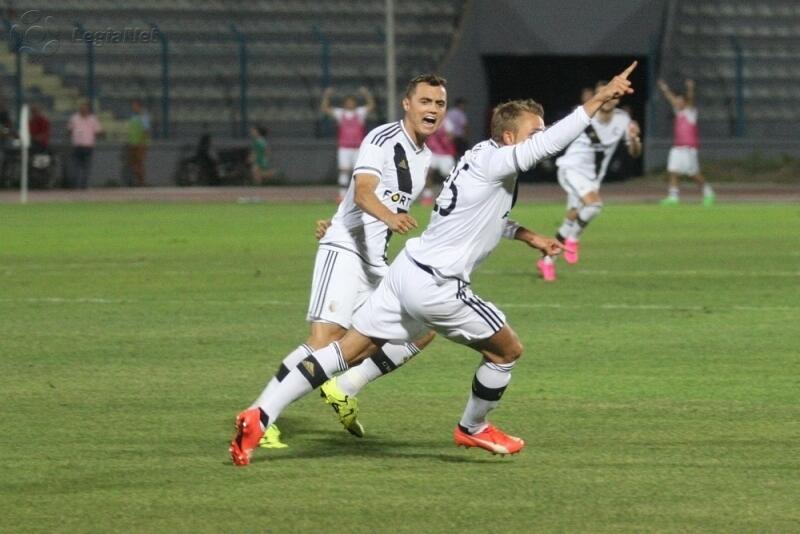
[385,0,397,121]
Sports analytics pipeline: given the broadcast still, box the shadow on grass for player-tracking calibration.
[228,417,504,465]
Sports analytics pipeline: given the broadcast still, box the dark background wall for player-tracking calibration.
[442,0,667,144]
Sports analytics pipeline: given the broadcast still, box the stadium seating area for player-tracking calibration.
[659,0,800,137]
[1,1,465,140]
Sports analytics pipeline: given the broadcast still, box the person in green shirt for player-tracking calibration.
[249,125,276,184]
[126,100,150,186]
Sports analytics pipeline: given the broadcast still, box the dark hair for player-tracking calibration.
[490,99,545,141]
[254,125,268,137]
[455,97,466,106]
[404,74,447,98]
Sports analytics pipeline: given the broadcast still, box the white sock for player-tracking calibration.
[575,203,603,238]
[542,255,555,265]
[336,342,420,396]
[703,183,714,197]
[556,218,577,241]
[250,344,312,410]
[338,171,350,188]
[257,342,348,426]
[459,359,515,434]
[668,186,679,199]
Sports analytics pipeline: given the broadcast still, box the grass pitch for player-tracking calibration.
[1,201,798,532]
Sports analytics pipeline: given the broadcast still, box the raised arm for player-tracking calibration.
[658,79,680,109]
[627,120,642,158]
[684,79,695,107]
[320,87,335,117]
[359,86,376,114]
[494,61,638,176]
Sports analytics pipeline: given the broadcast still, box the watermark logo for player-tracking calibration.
[8,10,59,60]
[72,26,160,46]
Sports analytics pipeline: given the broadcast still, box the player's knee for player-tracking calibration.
[497,338,523,363]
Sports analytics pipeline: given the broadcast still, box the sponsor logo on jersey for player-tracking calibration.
[383,189,411,209]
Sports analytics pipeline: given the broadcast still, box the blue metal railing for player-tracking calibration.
[73,22,96,110]
[729,36,745,137]
[230,24,248,138]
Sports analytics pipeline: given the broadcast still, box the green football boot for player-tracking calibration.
[258,423,288,449]
[320,379,365,438]
[660,196,680,206]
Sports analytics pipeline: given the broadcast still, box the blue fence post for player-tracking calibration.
[230,24,248,138]
[312,26,332,136]
[1,15,24,124]
[730,36,745,137]
[152,23,169,139]
[73,22,96,110]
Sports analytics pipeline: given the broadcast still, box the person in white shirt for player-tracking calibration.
[537,81,642,281]
[243,74,446,450]
[229,63,638,465]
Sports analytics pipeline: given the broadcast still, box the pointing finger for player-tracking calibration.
[620,60,638,79]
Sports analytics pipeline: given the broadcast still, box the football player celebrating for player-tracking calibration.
[537,80,642,281]
[231,63,637,465]
[249,75,446,449]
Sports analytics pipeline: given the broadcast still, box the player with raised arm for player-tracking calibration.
[250,75,446,449]
[321,86,376,202]
[657,78,715,206]
[537,81,643,281]
[230,63,637,466]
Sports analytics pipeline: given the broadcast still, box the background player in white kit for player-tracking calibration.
[657,78,715,206]
[247,75,446,449]
[537,80,642,281]
[321,86,376,202]
[229,63,638,465]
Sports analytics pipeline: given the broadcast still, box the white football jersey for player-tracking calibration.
[405,107,591,283]
[555,108,631,181]
[320,120,431,273]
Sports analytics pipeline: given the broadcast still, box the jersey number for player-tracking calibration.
[436,162,467,217]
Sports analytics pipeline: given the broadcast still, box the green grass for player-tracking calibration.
[1,201,798,533]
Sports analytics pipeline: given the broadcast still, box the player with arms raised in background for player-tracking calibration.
[657,78,715,206]
[247,75,446,449]
[537,80,642,281]
[230,63,638,465]
[321,86,376,202]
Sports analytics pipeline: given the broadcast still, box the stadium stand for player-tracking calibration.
[1,0,465,141]
[657,0,800,138]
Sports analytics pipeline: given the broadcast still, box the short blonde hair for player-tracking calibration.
[490,99,544,141]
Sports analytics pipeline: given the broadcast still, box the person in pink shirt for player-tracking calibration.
[420,117,457,205]
[321,86,375,201]
[657,79,714,206]
[67,101,103,189]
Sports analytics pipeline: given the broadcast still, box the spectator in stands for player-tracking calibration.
[126,99,150,187]
[445,96,469,158]
[249,125,276,184]
[0,98,13,143]
[67,101,103,189]
[580,87,594,104]
[320,86,375,201]
[28,105,51,150]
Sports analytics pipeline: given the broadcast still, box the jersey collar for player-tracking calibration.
[400,119,426,154]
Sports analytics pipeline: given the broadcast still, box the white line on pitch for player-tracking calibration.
[1,297,797,313]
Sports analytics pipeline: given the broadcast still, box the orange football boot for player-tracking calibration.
[453,424,524,456]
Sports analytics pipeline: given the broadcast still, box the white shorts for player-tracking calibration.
[429,154,455,177]
[337,147,360,171]
[557,167,599,206]
[667,147,700,176]
[353,250,506,344]
[306,246,387,328]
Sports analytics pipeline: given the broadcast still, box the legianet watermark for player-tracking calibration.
[8,10,59,60]
[72,26,160,47]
